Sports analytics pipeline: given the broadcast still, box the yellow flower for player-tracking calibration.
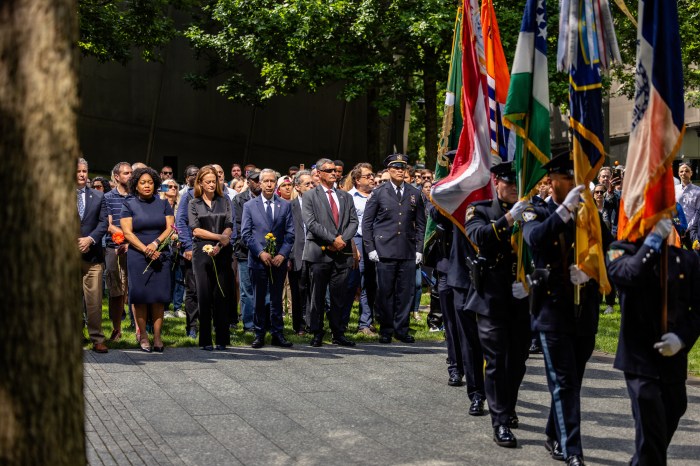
[265,233,272,239]
[202,244,214,254]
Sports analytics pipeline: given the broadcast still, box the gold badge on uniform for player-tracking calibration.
[522,210,537,223]
[465,206,476,222]
[607,248,625,262]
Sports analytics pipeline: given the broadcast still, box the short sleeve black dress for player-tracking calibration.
[121,196,174,304]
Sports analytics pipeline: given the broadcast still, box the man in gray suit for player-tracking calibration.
[289,170,314,335]
[302,158,359,347]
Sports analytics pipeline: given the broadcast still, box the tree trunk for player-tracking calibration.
[366,88,381,168]
[423,52,439,171]
[0,1,85,465]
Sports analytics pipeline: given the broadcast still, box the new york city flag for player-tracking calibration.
[618,0,685,241]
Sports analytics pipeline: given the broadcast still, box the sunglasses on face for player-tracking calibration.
[161,171,172,175]
[168,185,178,190]
[594,191,605,194]
[318,168,336,173]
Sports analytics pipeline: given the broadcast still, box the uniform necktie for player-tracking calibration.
[77,188,85,219]
[266,200,273,224]
[396,186,402,202]
[327,189,339,226]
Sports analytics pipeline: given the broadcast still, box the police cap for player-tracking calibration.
[542,148,574,177]
[384,153,408,168]
[490,161,516,183]
[445,149,458,162]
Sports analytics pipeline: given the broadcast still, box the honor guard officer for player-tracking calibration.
[607,219,700,466]
[464,161,532,448]
[363,153,426,343]
[521,151,611,466]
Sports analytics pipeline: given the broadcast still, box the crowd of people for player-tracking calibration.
[77,153,700,466]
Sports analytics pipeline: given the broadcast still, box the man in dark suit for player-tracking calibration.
[302,158,359,347]
[77,158,109,353]
[363,154,426,343]
[289,170,314,335]
[241,169,295,348]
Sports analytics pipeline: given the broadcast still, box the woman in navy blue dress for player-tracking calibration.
[120,167,174,352]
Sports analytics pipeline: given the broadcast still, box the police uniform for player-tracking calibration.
[607,239,700,466]
[465,162,530,446]
[521,153,610,465]
[362,154,426,342]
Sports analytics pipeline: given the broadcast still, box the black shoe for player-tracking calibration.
[310,335,323,347]
[394,334,415,343]
[448,373,464,387]
[215,345,226,351]
[566,455,585,466]
[529,343,543,354]
[251,337,264,349]
[508,414,519,429]
[469,397,485,416]
[493,425,517,448]
[332,336,356,347]
[201,345,213,351]
[378,334,392,344]
[271,335,293,347]
[545,437,564,461]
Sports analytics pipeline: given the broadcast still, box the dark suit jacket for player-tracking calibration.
[79,187,108,263]
[362,181,426,260]
[301,185,358,265]
[290,197,306,271]
[241,194,294,270]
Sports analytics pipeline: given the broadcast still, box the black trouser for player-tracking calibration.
[308,261,349,338]
[183,256,198,333]
[288,264,308,333]
[625,373,687,466]
[540,331,595,459]
[437,272,460,376]
[452,287,486,401]
[192,244,231,347]
[476,306,530,427]
[251,265,287,338]
[227,255,238,326]
[375,259,415,338]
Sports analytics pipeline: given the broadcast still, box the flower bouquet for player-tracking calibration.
[264,233,277,283]
[203,244,225,296]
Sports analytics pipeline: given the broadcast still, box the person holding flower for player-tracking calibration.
[241,168,295,349]
[188,165,235,351]
[120,167,174,353]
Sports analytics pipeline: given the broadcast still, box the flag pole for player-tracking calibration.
[516,116,530,286]
[661,238,668,333]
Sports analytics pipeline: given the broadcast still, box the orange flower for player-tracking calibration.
[112,231,125,245]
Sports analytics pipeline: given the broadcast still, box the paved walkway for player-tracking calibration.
[84,343,700,465]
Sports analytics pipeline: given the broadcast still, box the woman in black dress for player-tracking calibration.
[120,167,174,352]
[188,165,234,350]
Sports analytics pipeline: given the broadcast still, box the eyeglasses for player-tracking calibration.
[318,168,336,173]
[168,185,178,190]
[421,176,432,180]
[358,174,375,179]
[161,171,172,175]
[594,191,605,194]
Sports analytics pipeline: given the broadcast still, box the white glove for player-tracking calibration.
[654,333,684,356]
[651,218,673,239]
[569,264,590,285]
[415,252,423,265]
[563,185,586,211]
[368,250,379,262]
[510,201,530,222]
[512,281,529,299]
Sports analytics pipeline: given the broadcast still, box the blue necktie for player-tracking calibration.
[266,200,273,224]
[77,189,85,219]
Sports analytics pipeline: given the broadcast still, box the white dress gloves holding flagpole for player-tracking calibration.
[555,185,586,223]
[509,200,530,222]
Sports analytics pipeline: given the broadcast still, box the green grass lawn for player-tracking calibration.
[595,304,700,376]
[89,290,444,350]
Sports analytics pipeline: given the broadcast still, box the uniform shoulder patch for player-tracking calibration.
[522,209,537,223]
[607,248,625,262]
[465,206,476,222]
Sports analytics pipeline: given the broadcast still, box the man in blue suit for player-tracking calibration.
[363,154,426,343]
[241,168,295,348]
[77,158,109,353]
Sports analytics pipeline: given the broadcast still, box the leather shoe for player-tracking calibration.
[332,336,356,347]
[508,414,519,429]
[448,373,464,387]
[310,335,323,347]
[378,334,392,344]
[251,337,264,349]
[271,335,293,347]
[215,345,226,351]
[469,397,485,416]
[394,334,415,343]
[93,343,108,353]
[201,345,213,351]
[493,425,517,448]
[566,455,585,466]
[545,437,564,461]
